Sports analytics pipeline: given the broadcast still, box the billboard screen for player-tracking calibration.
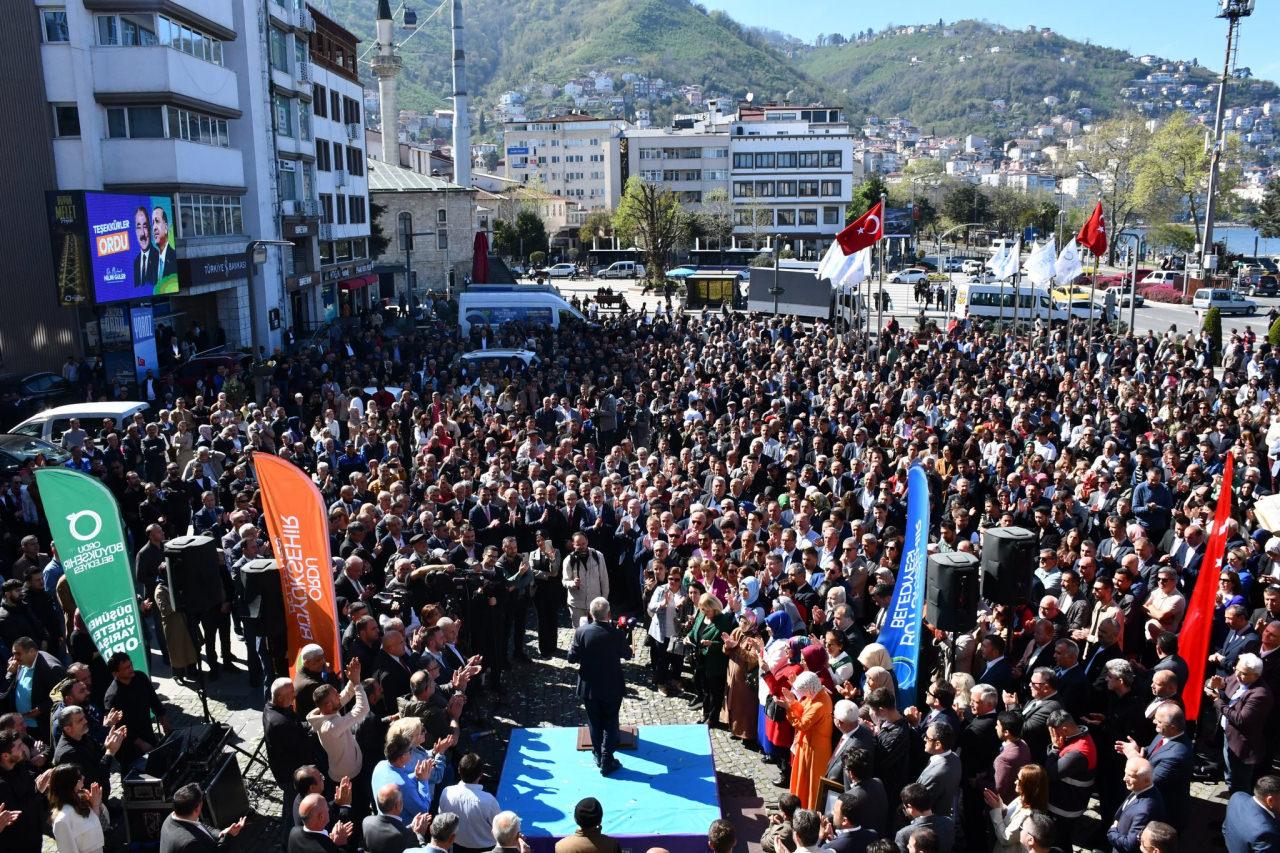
[884,207,914,238]
[84,192,181,304]
[45,192,90,308]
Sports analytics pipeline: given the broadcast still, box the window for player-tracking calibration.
[437,231,448,250]
[732,181,753,198]
[278,159,299,201]
[732,152,753,169]
[330,91,340,121]
[776,180,797,196]
[162,106,229,145]
[294,36,307,70]
[274,94,293,137]
[269,27,289,72]
[640,169,662,182]
[776,152,797,168]
[299,101,312,142]
[706,169,729,180]
[176,193,243,237]
[705,147,728,159]
[348,196,366,225]
[334,193,346,224]
[347,147,364,176]
[799,209,817,226]
[777,209,796,226]
[821,151,842,168]
[51,104,80,137]
[43,9,69,43]
[320,193,333,224]
[798,180,819,197]
[343,97,360,125]
[798,151,820,168]
[436,208,447,224]
[315,139,330,170]
[821,180,841,197]
[96,13,158,47]
[754,181,774,197]
[313,85,327,117]
[754,153,775,169]
[823,206,840,225]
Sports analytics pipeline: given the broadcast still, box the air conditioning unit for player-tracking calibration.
[319,223,334,241]
[281,199,299,216]
[334,169,347,187]
[302,199,321,217]
[296,61,312,83]
[346,122,360,140]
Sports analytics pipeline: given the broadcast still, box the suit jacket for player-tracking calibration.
[821,827,879,853]
[1054,665,1090,718]
[1217,628,1262,676]
[155,243,178,280]
[263,702,317,791]
[288,826,342,853]
[0,651,65,735]
[1145,732,1193,826]
[134,246,158,286]
[1106,785,1165,853]
[1225,790,1280,853]
[916,751,961,816]
[159,814,222,853]
[373,649,416,713]
[334,573,371,605]
[362,814,419,853]
[959,713,1000,785]
[976,657,1015,705]
[825,725,876,783]
[1020,695,1065,761]
[567,620,632,704]
[1215,677,1275,765]
[1152,655,1189,691]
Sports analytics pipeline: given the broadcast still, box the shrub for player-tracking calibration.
[1204,307,1222,365]
[529,251,546,268]
[1268,314,1280,348]
[1139,284,1190,305]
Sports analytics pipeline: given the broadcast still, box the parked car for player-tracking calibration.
[0,372,78,428]
[1243,274,1279,297]
[1110,285,1145,307]
[961,259,984,276]
[10,401,150,444]
[599,261,645,279]
[0,433,70,474]
[1192,288,1257,316]
[1139,270,1185,288]
[968,271,1000,284]
[540,263,578,279]
[456,348,541,373]
[889,267,929,284]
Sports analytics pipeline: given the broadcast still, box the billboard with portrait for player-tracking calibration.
[83,192,181,304]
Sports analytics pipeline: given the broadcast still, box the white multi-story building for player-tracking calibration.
[729,105,861,258]
[625,127,731,210]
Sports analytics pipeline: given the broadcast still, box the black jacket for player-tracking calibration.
[263,702,317,791]
[53,730,115,795]
[362,814,420,853]
[567,620,632,704]
[288,826,342,853]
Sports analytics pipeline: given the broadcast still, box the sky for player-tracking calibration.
[699,0,1280,80]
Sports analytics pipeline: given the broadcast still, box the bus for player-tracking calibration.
[953,282,1110,324]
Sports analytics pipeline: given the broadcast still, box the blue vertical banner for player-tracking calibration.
[130,303,158,386]
[878,464,930,709]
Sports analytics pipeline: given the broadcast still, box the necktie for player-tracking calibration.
[142,253,148,280]
[1150,737,1165,755]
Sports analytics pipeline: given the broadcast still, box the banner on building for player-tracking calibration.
[878,464,929,709]
[253,452,342,675]
[46,192,90,307]
[130,304,158,385]
[35,468,149,675]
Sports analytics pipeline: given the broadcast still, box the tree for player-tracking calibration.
[986,187,1034,235]
[492,219,519,259]
[514,210,549,260]
[1135,111,1243,246]
[612,177,688,284]
[941,183,990,228]
[699,188,734,255]
[1075,116,1152,264]
[529,250,546,268]
[481,150,500,172]
[1252,177,1280,239]
[1147,223,1197,254]
[578,210,613,246]
[369,201,391,258]
[1203,306,1222,365]
[848,174,890,221]
[1268,313,1280,349]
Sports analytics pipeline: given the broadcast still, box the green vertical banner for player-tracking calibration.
[35,468,149,675]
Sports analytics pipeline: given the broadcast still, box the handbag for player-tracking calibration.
[666,636,688,656]
[764,693,787,723]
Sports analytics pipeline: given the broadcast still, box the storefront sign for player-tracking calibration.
[354,260,374,275]
[286,222,312,237]
[130,304,158,385]
[182,252,249,286]
[287,272,316,290]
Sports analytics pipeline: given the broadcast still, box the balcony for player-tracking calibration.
[100,138,245,189]
[319,223,334,241]
[334,169,347,187]
[297,8,315,32]
[93,46,239,116]
[296,61,312,84]
[346,123,360,140]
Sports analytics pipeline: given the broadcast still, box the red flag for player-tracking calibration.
[836,201,884,255]
[1181,451,1234,720]
[1077,201,1107,258]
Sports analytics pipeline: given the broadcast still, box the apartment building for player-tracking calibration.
[502,113,623,245]
[729,105,861,258]
[625,126,731,210]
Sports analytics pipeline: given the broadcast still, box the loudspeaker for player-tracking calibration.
[980,526,1037,606]
[164,535,225,613]
[240,559,284,626]
[926,552,980,632]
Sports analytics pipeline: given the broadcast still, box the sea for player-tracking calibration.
[1132,224,1279,258]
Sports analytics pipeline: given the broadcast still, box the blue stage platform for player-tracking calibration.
[496,724,721,853]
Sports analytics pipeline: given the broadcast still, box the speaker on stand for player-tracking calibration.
[926,552,980,680]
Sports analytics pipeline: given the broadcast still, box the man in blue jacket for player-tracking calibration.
[1117,702,1193,830]
[1106,756,1164,853]
[567,596,632,776]
[1225,774,1280,853]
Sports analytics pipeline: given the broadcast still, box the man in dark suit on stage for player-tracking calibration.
[288,794,354,853]
[159,783,245,853]
[567,596,632,776]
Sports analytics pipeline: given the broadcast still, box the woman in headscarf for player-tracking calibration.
[857,642,898,698]
[800,643,836,696]
[734,576,761,619]
[780,670,833,809]
[721,608,761,743]
[760,635,809,788]
[755,610,793,760]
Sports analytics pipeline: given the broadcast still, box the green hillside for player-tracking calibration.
[325,0,825,122]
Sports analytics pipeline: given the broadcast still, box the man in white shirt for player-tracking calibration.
[437,754,501,853]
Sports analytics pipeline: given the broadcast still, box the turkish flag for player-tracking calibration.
[1077,201,1107,258]
[835,201,884,256]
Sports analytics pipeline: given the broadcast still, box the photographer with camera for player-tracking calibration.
[563,533,609,628]
[567,597,633,777]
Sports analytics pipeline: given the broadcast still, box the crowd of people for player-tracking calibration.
[3,300,1280,853]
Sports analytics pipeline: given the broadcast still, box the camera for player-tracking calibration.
[615,616,641,631]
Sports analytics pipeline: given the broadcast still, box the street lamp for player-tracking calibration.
[1117,231,1142,333]
[245,239,296,357]
[1201,0,1255,276]
[399,220,438,303]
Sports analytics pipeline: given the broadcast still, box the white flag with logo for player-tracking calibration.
[816,240,844,280]
[985,244,1010,274]
[1056,238,1084,285]
[1026,237,1057,285]
[995,239,1021,280]
[835,248,872,290]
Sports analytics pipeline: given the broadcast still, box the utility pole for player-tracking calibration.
[770,234,782,316]
[1200,0,1254,275]
[876,191,887,336]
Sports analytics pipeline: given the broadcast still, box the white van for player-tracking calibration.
[1139,270,1184,288]
[458,285,587,336]
[598,261,645,279]
[11,401,150,445]
[953,283,1099,324]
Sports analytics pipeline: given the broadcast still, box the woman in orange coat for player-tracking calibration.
[780,670,833,810]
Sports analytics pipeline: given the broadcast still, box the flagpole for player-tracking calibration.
[876,191,886,338]
[1088,253,1099,342]
[997,235,1006,328]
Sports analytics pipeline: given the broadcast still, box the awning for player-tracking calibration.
[340,274,378,290]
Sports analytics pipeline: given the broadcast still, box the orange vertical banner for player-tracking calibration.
[253,452,342,676]
[1182,451,1234,721]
